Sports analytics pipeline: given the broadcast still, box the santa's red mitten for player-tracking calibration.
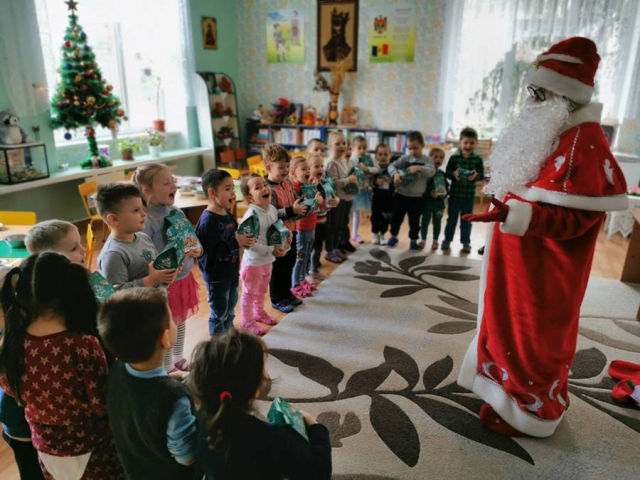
[462,198,509,223]
[608,360,640,406]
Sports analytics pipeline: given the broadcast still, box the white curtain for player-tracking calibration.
[439,0,640,138]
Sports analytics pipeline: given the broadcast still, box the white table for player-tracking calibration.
[605,195,640,238]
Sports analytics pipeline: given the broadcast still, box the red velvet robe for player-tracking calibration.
[458,103,628,437]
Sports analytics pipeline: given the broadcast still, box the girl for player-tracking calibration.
[290,156,323,297]
[239,174,288,336]
[135,163,202,372]
[324,132,358,263]
[350,136,378,244]
[0,252,124,479]
[191,329,332,479]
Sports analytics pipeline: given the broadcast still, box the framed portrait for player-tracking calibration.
[202,17,218,50]
[317,0,359,72]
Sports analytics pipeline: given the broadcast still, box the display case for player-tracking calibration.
[0,142,50,185]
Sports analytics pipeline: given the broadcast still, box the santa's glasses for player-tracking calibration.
[527,85,548,102]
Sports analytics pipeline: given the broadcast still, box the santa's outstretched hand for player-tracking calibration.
[463,198,509,223]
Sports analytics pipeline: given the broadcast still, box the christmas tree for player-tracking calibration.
[50,0,127,169]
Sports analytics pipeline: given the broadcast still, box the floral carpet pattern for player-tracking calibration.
[257,246,640,480]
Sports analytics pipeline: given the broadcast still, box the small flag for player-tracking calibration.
[372,46,378,57]
[382,44,389,55]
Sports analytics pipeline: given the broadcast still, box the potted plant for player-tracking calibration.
[143,68,165,131]
[117,138,141,160]
[146,130,166,157]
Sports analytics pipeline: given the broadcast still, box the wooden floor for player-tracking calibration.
[0,202,630,479]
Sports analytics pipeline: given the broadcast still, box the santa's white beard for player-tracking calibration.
[485,96,571,198]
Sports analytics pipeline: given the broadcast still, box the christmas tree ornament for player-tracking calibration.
[116,109,124,117]
[65,64,72,70]
[87,96,96,105]
[85,70,92,76]
[106,85,113,91]
[64,132,72,140]
[74,75,82,82]
[64,41,71,48]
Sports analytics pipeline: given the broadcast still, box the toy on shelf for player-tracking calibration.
[0,110,30,145]
[218,75,233,93]
[0,142,50,185]
[214,102,233,118]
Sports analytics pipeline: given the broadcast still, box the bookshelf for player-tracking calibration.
[246,122,410,157]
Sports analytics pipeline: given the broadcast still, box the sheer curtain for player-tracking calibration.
[439,0,640,140]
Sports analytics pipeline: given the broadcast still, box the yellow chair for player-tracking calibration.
[78,181,109,240]
[219,168,241,180]
[85,223,95,269]
[0,211,37,225]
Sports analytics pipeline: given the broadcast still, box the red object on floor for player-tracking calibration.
[608,360,640,405]
[479,403,529,437]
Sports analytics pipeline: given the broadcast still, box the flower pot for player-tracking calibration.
[153,120,165,132]
[149,145,162,157]
[122,151,134,161]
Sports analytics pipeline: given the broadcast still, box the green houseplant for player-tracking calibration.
[117,138,142,160]
[146,130,166,157]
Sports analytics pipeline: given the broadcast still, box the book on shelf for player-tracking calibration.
[365,132,379,151]
[273,128,299,145]
[302,129,322,145]
[383,134,407,153]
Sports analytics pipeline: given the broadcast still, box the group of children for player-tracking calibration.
[0,125,484,479]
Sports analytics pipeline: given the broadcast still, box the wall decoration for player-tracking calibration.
[369,2,416,63]
[317,0,359,72]
[341,106,360,126]
[202,17,218,50]
[266,9,305,63]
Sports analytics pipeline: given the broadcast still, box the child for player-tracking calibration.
[239,174,288,335]
[0,252,124,479]
[371,144,394,245]
[290,156,324,296]
[99,288,197,480]
[0,267,45,480]
[306,138,326,156]
[387,131,436,250]
[191,329,332,479]
[264,144,307,313]
[197,169,255,336]
[419,148,448,250]
[309,153,338,279]
[25,219,86,265]
[442,127,484,253]
[325,131,358,263]
[96,182,177,289]
[350,135,378,244]
[135,163,202,371]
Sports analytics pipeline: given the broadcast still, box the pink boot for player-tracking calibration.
[241,321,266,336]
[301,279,317,291]
[291,284,310,298]
[256,311,278,326]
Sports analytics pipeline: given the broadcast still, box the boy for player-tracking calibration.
[263,144,307,313]
[419,148,448,250]
[306,138,326,156]
[25,219,86,265]
[387,131,436,250]
[371,143,394,245]
[196,169,255,335]
[96,182,176,288]
[442,127,484,253]
[99,288,197,480]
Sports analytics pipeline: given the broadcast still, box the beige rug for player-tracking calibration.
[257,246,640,480]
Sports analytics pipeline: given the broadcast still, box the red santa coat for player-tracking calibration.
[458,103,628,437]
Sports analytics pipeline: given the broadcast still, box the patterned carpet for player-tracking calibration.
[256,246,640,480]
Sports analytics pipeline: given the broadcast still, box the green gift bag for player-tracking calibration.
[344,167,365,194]
[299,184,318,216]
[266,219,290,247]
[238,211,260,237]
[458,169,473,181]
[164,209,200,252]
[358,154,374,168]
[319,178,335,200]
[267,397,309,441]
[433,173,448,197]
[154,239,186,270]
[398,169,418,186]
[89,271,117,304]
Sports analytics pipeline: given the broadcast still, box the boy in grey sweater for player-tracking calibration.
[387,131,436,250]
[96,182,177,289]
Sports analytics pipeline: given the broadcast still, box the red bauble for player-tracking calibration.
[87,109,93,115]
[103,90,109,95]
[85,70,93,75]
[64,41,71,48]
[58,101,63,108]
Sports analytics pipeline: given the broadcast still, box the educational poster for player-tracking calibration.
[369,3,416,63]
[266,9,304,63]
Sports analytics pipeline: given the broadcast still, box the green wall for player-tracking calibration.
[1,0,239,222]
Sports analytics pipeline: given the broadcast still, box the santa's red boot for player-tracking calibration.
[480,403,529,437]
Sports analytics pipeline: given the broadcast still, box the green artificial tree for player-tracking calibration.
[50,0,127,169]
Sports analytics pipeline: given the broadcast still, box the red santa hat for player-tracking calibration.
[526,37,600,105]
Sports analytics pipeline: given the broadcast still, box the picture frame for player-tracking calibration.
[317,0,359,72]
[202,17,218,50]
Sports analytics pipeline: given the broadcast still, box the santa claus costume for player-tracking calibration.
[457,37,628,437]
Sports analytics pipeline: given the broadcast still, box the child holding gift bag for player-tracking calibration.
[350,135,377,244]
[135,163,202,372]
[191,329,332,479]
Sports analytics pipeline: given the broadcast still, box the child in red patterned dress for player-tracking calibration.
[0,252,124,479]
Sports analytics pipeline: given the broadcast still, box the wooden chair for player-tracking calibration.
[85,223,95,269]
[0,211,37,225]
[78,181,109,240]
[234,148,247,162]
[220,149,235,165]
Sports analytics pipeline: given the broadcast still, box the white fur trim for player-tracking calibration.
[499,200,533,236]
[562,103,603,132]
[527,65,593,104]
[537,53,582,64]
[512,186,628,212]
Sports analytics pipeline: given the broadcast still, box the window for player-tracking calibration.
[35,0,193,144]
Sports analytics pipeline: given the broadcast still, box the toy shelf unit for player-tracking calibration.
[246,122,410,157]
[195,71,241,170]
[0,142,50,185]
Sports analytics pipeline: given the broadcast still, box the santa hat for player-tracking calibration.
[526,37,600,105]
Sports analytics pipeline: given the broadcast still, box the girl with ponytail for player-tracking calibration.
[190,329,332,479]
[0,252,124,479]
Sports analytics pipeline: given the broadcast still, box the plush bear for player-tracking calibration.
[0,110,30,145]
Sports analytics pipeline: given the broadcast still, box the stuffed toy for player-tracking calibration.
[0,110,30,145]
